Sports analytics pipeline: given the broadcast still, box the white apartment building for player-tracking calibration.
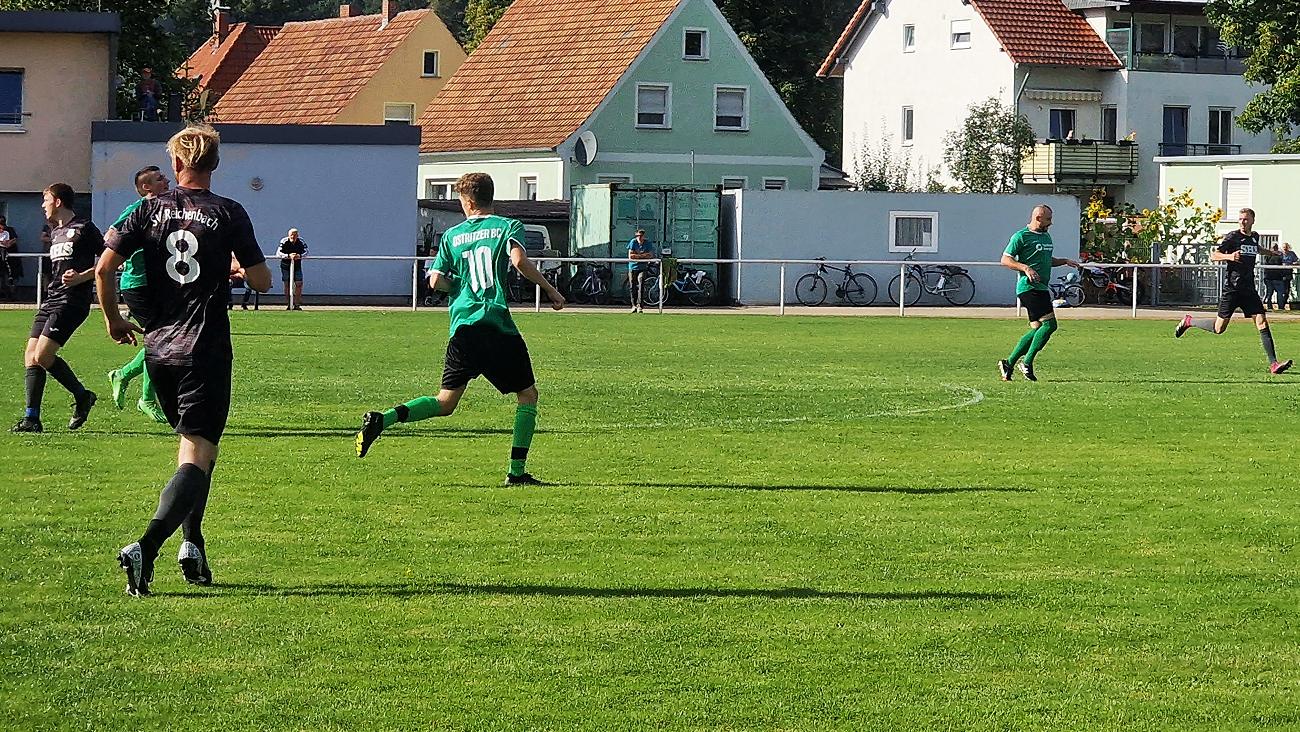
[818,0,1271,209]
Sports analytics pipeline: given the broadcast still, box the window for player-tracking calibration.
[422,50,439,77]
[424,179,454,200]
[1172,25,1201,56]
[1138,23,1166,53]
[1222,175,1251,219]
[1162,106,1189,154]
[889,212,939,253]
[1101,106,1118,142]
[1209,108,1233,146]
[903,24,916,52]
[721,177,747,190]
[597,174,633,184]
[0,70,22,126]
[902,106,914,145]
[383,103,415,125]
[519,176,538,201]
[636,83,671,128]
[714,86,748,131]
[950,19,971,49]
[1049,108,1076,140]
[762,178,787,190]
[683,28,709,60]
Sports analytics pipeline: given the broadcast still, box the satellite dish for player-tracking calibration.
[575,131,598,166]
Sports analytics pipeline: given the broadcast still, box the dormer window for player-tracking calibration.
[684,28,709,60]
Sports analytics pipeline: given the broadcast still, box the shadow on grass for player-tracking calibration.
[1052,378,1291,385]
[173,581,1009,603]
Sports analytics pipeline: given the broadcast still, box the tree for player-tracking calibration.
[850,131,917,192]
[462,0,509,52]
[942,96,1034,194]
[1206,1,1300,151]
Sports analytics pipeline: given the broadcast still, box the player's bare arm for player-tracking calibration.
[510,244,565,309]
[93,247,142,345]
[428,270,454,293]
[1001,253,1039,282]
[240,260,273,293]
[1051,257,1082,269]
[1211,250,1240,263]
[61,266,96,287]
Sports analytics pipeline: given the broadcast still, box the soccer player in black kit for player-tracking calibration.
[95,125,271,596]
[12,183,101,433]
[1175,207,1293,374]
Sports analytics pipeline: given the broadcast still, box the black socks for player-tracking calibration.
[139,463,212,557]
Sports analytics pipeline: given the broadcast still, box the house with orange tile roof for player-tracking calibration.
[212,0,465,126]
[819,0,1271,208]
[416,0,824,201]
[179,9,280,107]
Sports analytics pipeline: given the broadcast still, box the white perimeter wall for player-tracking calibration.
[728,190,1080,306]
[92,140,418,297]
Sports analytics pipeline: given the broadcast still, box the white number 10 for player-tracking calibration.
[461,246,495,292]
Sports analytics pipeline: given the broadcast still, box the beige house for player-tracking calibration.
[212,1,464,126]
[0,11,118,284]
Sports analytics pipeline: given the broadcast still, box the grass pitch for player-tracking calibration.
[2,308,1298,731]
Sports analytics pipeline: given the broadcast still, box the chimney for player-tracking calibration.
[214,8,230,41]
[381,0,396,27]
[339,3,358,17]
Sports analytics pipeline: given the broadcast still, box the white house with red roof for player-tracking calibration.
[819,0,1271,208]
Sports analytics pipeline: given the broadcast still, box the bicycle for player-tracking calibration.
[795,257,877,306]
[886,252,976,306]
[641,261,716,306]
[1049,271,1085,307]
[567,254,613,305]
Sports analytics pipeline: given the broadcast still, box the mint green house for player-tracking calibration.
[415,0,824,201]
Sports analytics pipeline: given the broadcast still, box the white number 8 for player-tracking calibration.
[165,230,201,284]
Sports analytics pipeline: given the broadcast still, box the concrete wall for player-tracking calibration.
[92,124,419,299]
[338,12,466,125]
[0,32,113,192]
[728,190,1080,305]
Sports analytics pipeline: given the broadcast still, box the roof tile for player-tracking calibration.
[213,10,429,124]
[418,0,680,153]
[180,22,281,100]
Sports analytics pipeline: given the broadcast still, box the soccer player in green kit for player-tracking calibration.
[106,166,170,423]
[998,205,1081,382]
[355,173,565,484]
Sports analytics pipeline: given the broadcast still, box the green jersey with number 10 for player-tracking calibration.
[431,214,523,338]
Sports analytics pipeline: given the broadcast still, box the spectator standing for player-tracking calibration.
[1262,245,1286,310]
[136,67,161,121]
[627,229,655,313]
[277,228,307,310]
[1282,243,1298,311]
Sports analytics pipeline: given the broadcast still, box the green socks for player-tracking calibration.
[382,396,442,428]
[509,404,538,477]
[120,348,147,382]
[1008,330,1036,365]
[1024,319,1059,365]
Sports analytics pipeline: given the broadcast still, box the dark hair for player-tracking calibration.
[133,165,160,190]
[455,172,494,207]
[1240,207,1256,217]
[43,183,75,210]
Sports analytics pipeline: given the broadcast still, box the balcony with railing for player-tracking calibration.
[1157,142,1242,157]
[1021,140,1139,185]
[1106,28,1246,75]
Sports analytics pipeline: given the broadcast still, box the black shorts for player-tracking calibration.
[122,288,152,327]
[1218,289,1265,318]
[146,360,233,445]
[29,298,89,345]
[441,324,535,394]
[1018,290,1055,323]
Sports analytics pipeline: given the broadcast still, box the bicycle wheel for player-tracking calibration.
[591,280,611,305]
[1064,284,1085,308]
[844,273,878,306]
[642,276,664,307]
[887,273,923,306]
[567,276,590,305]
[942,273,976,305]
[795,273,827,306]
[687,276,716,306]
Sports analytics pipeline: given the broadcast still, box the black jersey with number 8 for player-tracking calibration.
[106,187,265,365]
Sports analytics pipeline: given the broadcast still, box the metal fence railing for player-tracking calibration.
[3,251,1299,318]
